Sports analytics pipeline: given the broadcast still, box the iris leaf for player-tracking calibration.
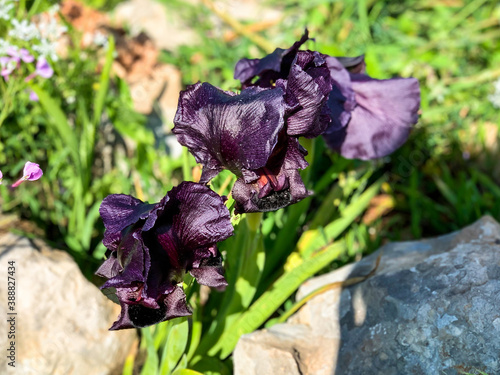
[213,240,347,358]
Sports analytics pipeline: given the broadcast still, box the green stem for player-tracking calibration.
[245,212,263,232]
[182,148,192,182]
[28,0,44,17]
[0,79,19,128]
[195,213,265,358]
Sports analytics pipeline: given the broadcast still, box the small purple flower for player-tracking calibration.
[25,57,54,82]
[0,170,3,185]
[11,161,43,188]
[234,32,421,160]
[0,48,35,80]
[96,182,233,330]
[16,48,35,64]
[29,90,39,102]
[173,82,312,213]
[34,57,53,78]
[7,47,35,63]
[0,56,16,79]
[23,161,43,180]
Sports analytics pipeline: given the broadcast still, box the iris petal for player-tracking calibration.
[173,82,286,180]
[234,30,310,87]
[285,51,333,138]
[324,74,420,160]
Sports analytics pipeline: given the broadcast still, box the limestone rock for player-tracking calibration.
[113,0,200,51]
[234,216,500,375]
[0,232,137,375]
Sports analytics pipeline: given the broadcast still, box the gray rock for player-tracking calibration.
[0,232,137,375]
[234,216,500,375]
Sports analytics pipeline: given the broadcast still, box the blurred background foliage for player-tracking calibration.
[0,0,499,373]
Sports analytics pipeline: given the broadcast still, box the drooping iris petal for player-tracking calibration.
[189,250,227,289]
[173,82,286,183]
[324,74,420,160]
[234,30,310,87]
[96,182,233,330]
[99,193,155,250]
[110,286,191,330]
[100,228,148,289]
[95,252,121,280]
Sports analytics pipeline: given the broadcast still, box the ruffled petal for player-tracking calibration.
[99,194,155,235]
[109,286,191,330]
[285,51,332,138]
[173,82,286,179]
[169,182,234,249]
[189,250,228,289]
[101,228,148,289]
[95,252,121,280]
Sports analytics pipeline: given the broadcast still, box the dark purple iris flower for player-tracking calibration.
[234,32,421,160]
[173,82,312,214]
[96,182,233,330]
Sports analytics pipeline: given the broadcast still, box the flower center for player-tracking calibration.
[256,167,288,197]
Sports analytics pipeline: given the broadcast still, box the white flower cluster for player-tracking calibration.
[0,0,15,21]
[33,39,58,61]
[2,3,67,62]
[9,19,40,41]
[488,78,500,108]
[38,5,67,40]
[0,39,10,55]
[35,5,67,61]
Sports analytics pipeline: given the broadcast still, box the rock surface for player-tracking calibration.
[234,216,500,375]
[0,232,137,375]
[113,0,200,51]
